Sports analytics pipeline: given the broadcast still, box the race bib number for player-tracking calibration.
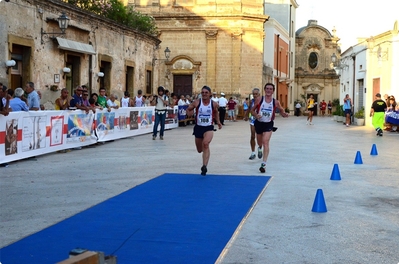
[199,114,210,123]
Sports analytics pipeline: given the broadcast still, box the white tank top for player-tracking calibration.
[121,97,130,107]
[135,96,143,107]
[196,99,213,126]
[258,97,274,123]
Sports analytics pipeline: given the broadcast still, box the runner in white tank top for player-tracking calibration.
[196,99,213,126]
[258,97,274,123]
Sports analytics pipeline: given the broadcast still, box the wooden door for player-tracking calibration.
[173,75,192,96]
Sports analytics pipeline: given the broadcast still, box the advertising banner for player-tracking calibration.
[0,106,178,164]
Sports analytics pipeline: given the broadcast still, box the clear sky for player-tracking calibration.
[296,0,399,52]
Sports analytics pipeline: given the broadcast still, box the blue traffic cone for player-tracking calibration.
[370,144,378,156]
[354,151,363,164]
[312,189,327,213]
[330,164,341,180]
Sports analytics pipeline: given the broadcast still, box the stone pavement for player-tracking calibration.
[1,115,398,263]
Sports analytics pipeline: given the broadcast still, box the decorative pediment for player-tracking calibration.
[304,84,324,92]
[307,43,321,50]
[172,59,193,70]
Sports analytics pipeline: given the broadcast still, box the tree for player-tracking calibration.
[64,0,157,35]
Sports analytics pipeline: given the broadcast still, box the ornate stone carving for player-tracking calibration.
[172,59,193,70]
[307,43,321,50]
[205,30,218,39]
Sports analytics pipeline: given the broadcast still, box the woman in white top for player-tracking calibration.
[151,86,169,140]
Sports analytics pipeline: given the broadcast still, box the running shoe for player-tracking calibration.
[249,153,256,160]
[201,165,207,176]
[152,136,156,140]
[257,147,262,159]
[259,163,266,173]
[377,128,383,137]
[160,136,164,140]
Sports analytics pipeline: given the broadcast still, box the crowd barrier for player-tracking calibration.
[0,106,178,164]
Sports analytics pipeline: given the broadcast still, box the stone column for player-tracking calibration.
[206,30,218,91]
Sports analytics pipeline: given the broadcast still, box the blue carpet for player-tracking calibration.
[0,173,270,264]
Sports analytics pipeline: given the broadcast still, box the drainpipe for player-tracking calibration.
[352,54,356,122]
[276,34,280,97]
[89,54,93,94]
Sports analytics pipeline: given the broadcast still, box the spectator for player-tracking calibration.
[55,88,71,110]
[295,101,301,117]
[178,95,188,106]
[343,94,352,127]
[171,93,179,106]
[218,92,228,125]
[10,88,29,111]
[70,86,88,112]
[227,97,237,122]
[37,90,45,110]
[151,86,169,140]
[121,91,134,107]
[370,93,387,136]
[107,94,119,109]
[327,100,332,116]
[211,92,219,103]
[97,88,108,108]
[0,85,11,116]
[24,82,40,111]
[320,100,327,116]
[133,89,145,107]
[114,95,121,107]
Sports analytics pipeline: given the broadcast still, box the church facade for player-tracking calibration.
[132,0,269,98]
[295,20,340,114]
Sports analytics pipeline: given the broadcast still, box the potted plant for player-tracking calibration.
[50,85,59,91]
[354,107,365,126]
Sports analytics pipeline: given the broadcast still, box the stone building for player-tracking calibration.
[132,0,269,98]
[295,20,340,114]
[264,0,298,111]
[0,0,160,109]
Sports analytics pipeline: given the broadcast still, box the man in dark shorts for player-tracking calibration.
[187,86,222,176]
[251,83,288,173]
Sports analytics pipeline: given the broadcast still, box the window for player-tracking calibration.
[308,52,318,69]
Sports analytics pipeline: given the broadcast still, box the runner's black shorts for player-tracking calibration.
[193,125,214,138]
[254,120,274,134]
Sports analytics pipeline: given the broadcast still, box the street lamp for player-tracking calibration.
[41,12,70,44]
[153,47,171,65]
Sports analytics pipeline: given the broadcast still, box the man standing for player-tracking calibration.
[295,101,301,117]
[10,88,29,111]
[218,92,228,125]
[343,94,352,126]
[244,88,260,160]
[134,89,145,107]
[251,83,288,173]
[211,92,219,103]
[320,100,327,116]
[370,93,387,136]
[25,82,40,111]
[187,86,222,176]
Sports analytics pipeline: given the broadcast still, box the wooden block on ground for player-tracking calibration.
[56,251,99,264]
